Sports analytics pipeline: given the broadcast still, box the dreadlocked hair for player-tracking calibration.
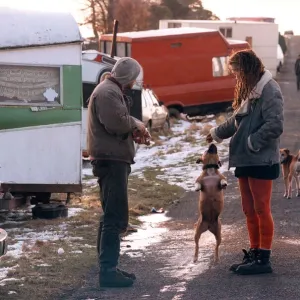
[229,49,265,110]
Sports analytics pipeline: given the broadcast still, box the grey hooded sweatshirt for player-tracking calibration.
[87,57,141,164]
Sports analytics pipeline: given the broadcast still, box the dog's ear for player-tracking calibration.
[196,158,203,164]
[284,148,290,155]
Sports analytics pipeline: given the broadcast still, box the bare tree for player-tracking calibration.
[115,0,150,32]
[80,0,110,37]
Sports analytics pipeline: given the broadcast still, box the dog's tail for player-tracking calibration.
[207,143,217,154]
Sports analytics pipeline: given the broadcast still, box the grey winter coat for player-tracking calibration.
[210,70,284,169]
[87,57,141,164]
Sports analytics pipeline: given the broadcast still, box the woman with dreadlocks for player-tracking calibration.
[206,49,284,275]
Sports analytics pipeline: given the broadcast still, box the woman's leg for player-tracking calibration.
[249,178,274,250]
[235,178,274,275]
[229,177,260,272]
[239,177,260,249]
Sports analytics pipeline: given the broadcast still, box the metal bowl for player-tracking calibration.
[0,228,7,257]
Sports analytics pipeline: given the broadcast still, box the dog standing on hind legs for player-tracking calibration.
[193,143,227,264]
[280,148,300,198]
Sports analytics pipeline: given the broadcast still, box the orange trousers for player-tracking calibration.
[238,177,274,250]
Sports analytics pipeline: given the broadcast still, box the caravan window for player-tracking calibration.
[0,64,61,106]
[212,57,229,77]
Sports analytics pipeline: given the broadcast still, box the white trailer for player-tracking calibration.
[159,20,279,77]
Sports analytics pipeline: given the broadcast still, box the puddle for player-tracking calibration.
[121,211,236,284]
[121,213,170,257]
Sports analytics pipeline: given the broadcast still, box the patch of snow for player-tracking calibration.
[8,230,65,258]
[131,119,231,191]
[68,208,84,218]
[84,244,96,248]
[57,248,65,255]
[37,263,51,267]
[0,265,19,283]
[71,250,83,254]
[8,291,17,295]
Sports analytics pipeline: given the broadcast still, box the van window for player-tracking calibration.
[100,41,105,52]
[212,57,229,77]
[168,22,181,28]
[219,27,232,38]
[127,43,132,57]
[116,42,126,57]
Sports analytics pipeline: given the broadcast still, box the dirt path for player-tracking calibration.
[59,37,300,300]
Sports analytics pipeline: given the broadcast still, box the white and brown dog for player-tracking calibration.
[193,144,227,263]
[280,148,300,198]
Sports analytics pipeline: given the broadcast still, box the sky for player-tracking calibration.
[0,0,299,37]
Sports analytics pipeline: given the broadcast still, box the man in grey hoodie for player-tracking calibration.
[87,57,147,288]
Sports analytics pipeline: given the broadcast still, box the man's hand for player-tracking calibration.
[134,119,146,134]
[133,128,151,146]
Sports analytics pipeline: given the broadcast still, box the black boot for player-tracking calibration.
[117,268,136,280]
[99,269,134,288]
[235,249,273,275]
[229,248,259,272]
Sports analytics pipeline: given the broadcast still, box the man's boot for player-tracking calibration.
[99,268,134,288]
[229,248,259,272]
[235,249,273,275]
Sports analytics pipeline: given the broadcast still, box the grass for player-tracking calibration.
[0,167,184,300]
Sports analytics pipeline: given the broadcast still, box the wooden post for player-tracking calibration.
[110,19,119,58]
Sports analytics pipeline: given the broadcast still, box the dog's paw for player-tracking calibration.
[220,179,228,189]
[195,183,201,192]
[214,257,220,265]
[283,193,287,198]
[193,256,198,263]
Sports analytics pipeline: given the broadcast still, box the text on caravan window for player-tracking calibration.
[212,57,230,77]
[0,65,61,106]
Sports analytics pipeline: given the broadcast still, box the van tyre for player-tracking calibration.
[169,108,181,119]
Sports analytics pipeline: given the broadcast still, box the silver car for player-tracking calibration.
[142,89,169,131]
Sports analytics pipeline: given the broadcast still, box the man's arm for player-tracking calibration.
[96,89,137,136]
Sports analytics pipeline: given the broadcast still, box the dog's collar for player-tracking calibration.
[203,164,219,170]
[281,155,292,165]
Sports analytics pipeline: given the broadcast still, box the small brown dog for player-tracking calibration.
[280,148,300,198]
[193,143,227,263]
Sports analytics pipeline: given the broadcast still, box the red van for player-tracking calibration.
[100,28,249,116]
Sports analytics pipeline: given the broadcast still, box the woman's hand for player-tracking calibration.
[206,133,213,143]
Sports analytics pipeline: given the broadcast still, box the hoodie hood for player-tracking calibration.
[111,57,141,86]
[236,69,273,116]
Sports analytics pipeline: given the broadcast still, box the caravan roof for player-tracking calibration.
[0,7,82,50]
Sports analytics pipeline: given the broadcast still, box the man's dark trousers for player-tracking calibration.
[92,160,131,271]
[297,74,300,91]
